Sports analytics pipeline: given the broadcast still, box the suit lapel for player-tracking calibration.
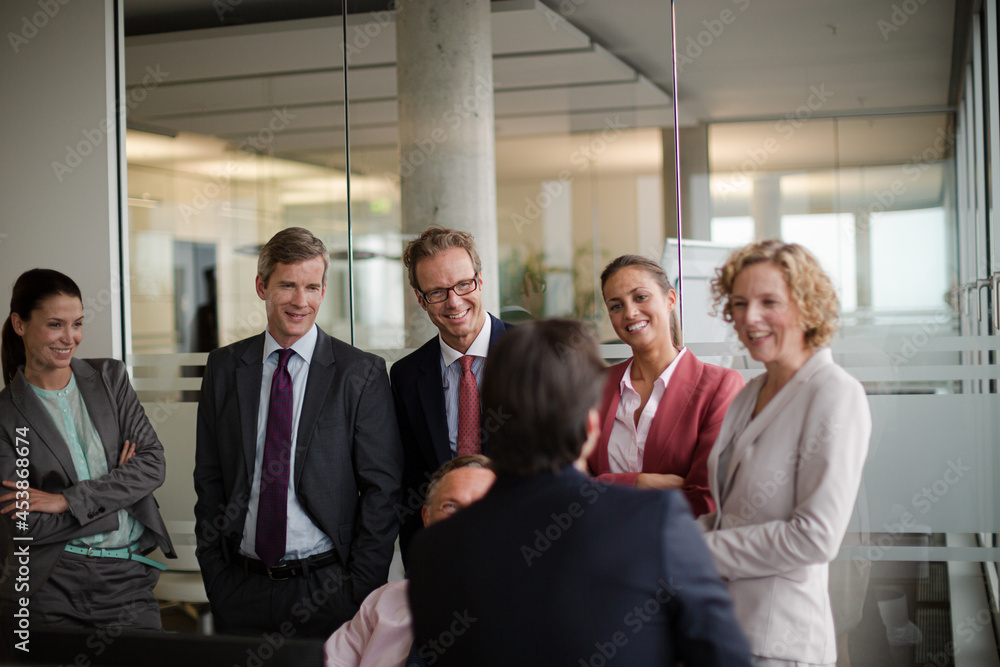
[10,370,78,483]
[72,358,118,470]
[236,335,265,482]
[642,352,701,471]
[416,341,451,466]
[720,350,832,496]
[294,329,336,486]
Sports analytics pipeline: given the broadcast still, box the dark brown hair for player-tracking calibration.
[483,320,606,476]
[600,255,682,348]
[2,269,83,386]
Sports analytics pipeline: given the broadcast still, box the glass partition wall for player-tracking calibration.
[673,1,999,666]
[121,0,999,657]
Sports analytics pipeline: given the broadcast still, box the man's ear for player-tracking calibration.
[255,274,267,300]
[421,505,430,528]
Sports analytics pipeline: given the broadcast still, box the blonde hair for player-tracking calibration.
[711,240,839,348]
[402,226,482,292]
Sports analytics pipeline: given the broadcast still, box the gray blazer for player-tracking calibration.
[0,358,174,601]
[701,348,871,664]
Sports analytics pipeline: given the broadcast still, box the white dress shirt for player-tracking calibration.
[240,324,335,561]
[439,315,492,454]
[607,347,687,474]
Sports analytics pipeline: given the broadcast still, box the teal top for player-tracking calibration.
[31,373,145,549]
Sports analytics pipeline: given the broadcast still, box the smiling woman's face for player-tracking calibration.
[13,293,84,377]
[602,266,676,353]
[729,262,808,370]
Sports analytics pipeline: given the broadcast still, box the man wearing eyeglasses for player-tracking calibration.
[390,226,513,565]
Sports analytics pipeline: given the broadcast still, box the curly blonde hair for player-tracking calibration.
[710,240,839,348]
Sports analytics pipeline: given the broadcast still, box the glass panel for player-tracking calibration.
[675,0,998,661]
[124,20,350,521]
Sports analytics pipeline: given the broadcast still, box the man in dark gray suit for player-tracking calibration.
[194,227,402,638]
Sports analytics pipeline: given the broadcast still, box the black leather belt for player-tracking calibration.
[236,550,338,581]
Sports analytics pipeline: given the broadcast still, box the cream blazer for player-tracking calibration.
[701,348,871,664]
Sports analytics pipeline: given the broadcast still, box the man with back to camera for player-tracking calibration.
[390,226,512,564]
[324,454,495,667]
[407,320,753,666]
[193,227,403,637]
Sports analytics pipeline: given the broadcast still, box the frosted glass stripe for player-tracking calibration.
[837,546,1000,562]
[131,378,203,390]
[128,353,210,366]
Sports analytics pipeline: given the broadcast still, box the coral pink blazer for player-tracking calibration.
[587,350,744,517]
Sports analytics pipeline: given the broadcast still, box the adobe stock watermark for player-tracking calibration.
[7,0,71,54]
[51,65,170,183]
[854,458,972,574]
[887,311,952,368]
[520,478,609,567]
[413,610,477,666]
[877,0,930,41]
[852,126,953,232]
[508,115,624,235]
[578,577,682,667]
[179,107,297,223]
[716,84,834,200]
[383,76,493,188]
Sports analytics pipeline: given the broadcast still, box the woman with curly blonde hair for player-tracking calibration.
[700,240,871,667]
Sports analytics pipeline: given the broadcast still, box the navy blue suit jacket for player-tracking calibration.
[389,313,510,563]
[408,467,752,666]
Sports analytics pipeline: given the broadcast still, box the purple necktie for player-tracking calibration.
[256,348,294,568]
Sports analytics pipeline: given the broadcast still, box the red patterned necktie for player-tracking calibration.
[256,348,294,568]
[456,355,481,456]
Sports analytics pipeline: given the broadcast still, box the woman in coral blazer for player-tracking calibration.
[587,255,743,517]
[701,241,871,666]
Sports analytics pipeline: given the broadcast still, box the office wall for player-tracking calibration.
[0,0,124,358]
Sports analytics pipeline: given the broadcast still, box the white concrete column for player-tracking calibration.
[0,0,126,359]
[395,0,498,345]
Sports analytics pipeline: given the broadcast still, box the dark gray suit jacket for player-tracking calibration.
[193,327,403,614]
[0,358,174,601]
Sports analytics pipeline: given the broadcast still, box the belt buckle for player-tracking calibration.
[86,546,95,558]
[267,562,294,581]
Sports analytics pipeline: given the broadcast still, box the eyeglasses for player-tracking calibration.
[419,276,480,304]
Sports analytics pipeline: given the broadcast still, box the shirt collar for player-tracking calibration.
[263,323,318,365]
[439,313,492,367]
[619,347,687,393]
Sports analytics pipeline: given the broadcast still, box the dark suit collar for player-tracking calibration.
[492,464,586,492]
[236,333,266,480]
[294,328,337,485]
[487,313,506,350]
[414,337,451,466]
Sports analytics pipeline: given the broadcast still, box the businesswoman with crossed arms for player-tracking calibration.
[702,241,871,666]
[0,269,173,631]
[587,255,744,517]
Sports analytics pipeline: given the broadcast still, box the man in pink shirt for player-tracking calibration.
[324,455,495,667]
